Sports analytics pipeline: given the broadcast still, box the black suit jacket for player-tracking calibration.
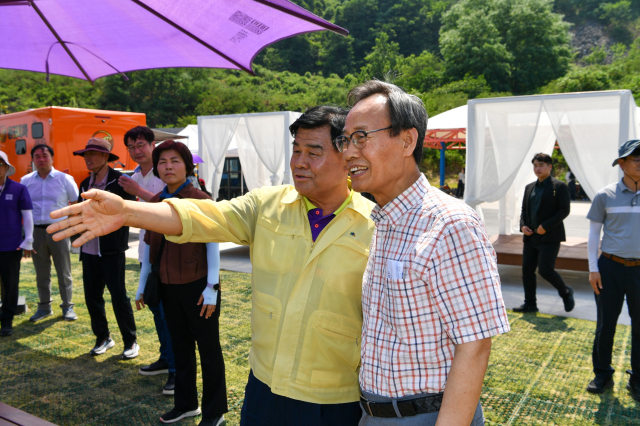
[520,177,570,244]
[78,167,137,259]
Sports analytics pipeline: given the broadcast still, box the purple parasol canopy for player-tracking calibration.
[0,0,347,82]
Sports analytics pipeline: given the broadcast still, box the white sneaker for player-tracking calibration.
[122,342,140,360]
[159,407,202,424]
[90,337,115,356]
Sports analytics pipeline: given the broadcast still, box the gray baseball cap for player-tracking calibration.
[612,139,640,166]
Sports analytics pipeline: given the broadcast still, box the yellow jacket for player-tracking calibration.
[164,185,375,404]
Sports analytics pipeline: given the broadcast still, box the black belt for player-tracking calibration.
[34,224,52,229]
[360,393,443,418]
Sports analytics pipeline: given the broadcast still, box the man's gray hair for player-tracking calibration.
[347,80,427,164]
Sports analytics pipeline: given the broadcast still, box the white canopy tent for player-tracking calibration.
[177,124,240,158]
[177,125,199,153]
[427,104,468,131]
[198,111,302,199]
[465,90,639,235]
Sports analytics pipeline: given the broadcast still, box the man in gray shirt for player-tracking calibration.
[586,139,640,400]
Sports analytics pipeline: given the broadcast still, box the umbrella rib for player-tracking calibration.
[29,0,94,84]
[129,0,255,75]
[252,0,348,36]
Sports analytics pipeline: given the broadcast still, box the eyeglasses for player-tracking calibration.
[333,126,392,153]
[127,142,152,152]
[624,156,640,164]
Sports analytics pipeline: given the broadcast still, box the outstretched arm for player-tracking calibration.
[47,189,182,247]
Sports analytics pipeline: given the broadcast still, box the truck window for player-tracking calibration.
[32,122,44,139]
[15,139,27,155]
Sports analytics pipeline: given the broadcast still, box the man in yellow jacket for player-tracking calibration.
[48,106,375,426]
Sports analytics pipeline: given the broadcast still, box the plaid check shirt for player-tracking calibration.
[360,175,510,398]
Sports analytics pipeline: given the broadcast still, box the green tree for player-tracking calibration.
[98,68,208,127]
[0,70,99,114]
[395,51,444,93]
[598,1,636,43]
[376,0,451,58]
[440,0,571,93]
[358,32,402,80]
[440,2,513,91]
[333,0,380,71]
[553,67,613,92]
[495,0,572,93]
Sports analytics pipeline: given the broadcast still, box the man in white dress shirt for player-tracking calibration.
[118,126,175,395]
[21,144,79,322]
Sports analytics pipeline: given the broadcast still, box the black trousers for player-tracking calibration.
[161,278,228,419]
[522,240,568,305]
[456,180,465,198]
[568,180,577,201]
[240,370,361,426]
[82,253,137,347]
[593,255,640,379]
[0,250,22,324]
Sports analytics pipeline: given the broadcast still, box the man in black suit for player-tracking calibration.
[514,153,575,313]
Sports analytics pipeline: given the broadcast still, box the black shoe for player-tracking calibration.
[513,303,538,313]
[626,370,640,402]
[163,372,176,395]
[139,359,169,376]
[159,407,201,424]
[586,376,614,394]
[562,287,575,312]
[198,416,225,426]
[0,321,13,337]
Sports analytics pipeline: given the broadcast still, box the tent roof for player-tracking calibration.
[152,128,187,142]
[427,105,467,131]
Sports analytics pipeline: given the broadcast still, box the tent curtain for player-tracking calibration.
[198,116,239,200]
[234,121,271,190]
[283,112,302,184]
[466,91,638,235]
[244,115,286,185]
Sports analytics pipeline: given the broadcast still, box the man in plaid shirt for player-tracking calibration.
[336,80,510,425]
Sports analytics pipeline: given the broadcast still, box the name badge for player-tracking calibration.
[5,194,13,200]
[386,259,404,280]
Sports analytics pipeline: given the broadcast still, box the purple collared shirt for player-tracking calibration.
[307,208,336,241]
[0,178,33,252]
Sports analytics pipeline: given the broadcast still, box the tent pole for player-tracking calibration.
[440,142,446,187]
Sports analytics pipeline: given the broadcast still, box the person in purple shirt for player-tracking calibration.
[0,151,34,337]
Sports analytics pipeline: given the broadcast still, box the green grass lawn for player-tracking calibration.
[1,257,638,425]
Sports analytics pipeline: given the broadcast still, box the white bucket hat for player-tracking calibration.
[0,150,16,176]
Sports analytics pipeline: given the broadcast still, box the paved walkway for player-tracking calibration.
[124,199,630,325]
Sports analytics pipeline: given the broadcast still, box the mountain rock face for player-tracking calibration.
[571,20,614,63]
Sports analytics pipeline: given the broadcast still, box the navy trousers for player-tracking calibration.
[149,301,176,373]
[240,370,361,426]
[593,255,640,379]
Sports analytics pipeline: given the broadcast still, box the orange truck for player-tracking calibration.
[0,106,145,186]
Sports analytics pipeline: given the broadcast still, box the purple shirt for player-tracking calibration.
[0,178,33,252]
[308,208,336,242]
